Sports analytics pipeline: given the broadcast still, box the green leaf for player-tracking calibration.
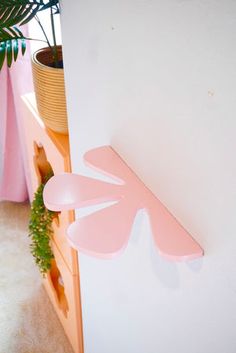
[0,26,27,68]
[13,27,27,55]
[6,39,12,67]
[13,39,19,61]
[0,7,14,24]
[0,2,31,27]
[21,38,26,55]
[0,42,6,70]
[5,5,24,27]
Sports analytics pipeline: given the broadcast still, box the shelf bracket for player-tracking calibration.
[43,145,204,261]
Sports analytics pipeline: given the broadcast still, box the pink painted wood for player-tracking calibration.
[43,146,204,261]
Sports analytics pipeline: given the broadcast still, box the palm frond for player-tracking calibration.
[0,26,26,70]
[0,1,59,27]
[39,0,59,12]
[0,0,60,70]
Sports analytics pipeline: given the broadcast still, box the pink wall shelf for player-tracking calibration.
[43,145,203,261]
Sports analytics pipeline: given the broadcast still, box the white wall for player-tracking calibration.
[60,1,236,352]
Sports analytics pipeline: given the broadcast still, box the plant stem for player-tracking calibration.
[50,6,59,67]
[35,15,52,50]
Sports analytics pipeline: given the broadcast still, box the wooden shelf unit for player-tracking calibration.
[20,93,83,353]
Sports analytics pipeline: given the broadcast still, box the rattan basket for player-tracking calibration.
[32,46,68,135]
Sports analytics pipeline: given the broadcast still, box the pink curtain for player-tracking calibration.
[0,32,33,202]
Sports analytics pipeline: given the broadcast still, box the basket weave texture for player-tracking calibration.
[32,46,68,135]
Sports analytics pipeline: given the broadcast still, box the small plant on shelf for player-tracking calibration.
[29,172,55,275]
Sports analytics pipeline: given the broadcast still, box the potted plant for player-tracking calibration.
[0,0,68,134]
[29,171,55,275]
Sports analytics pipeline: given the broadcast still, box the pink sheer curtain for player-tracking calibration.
[0,30,33,202]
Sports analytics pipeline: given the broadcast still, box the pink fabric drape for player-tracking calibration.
[0,33,33,202]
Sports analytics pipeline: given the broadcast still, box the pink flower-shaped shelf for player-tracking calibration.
[43,146,203,261]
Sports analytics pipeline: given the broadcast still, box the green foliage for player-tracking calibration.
[0,0,60,70]
[0,27,26,69]
[29,173,55,275]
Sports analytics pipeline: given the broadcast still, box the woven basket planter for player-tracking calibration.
[32,46,68,135]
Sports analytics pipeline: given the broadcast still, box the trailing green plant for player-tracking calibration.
[0,0,61,70]
[29,172,55,275]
